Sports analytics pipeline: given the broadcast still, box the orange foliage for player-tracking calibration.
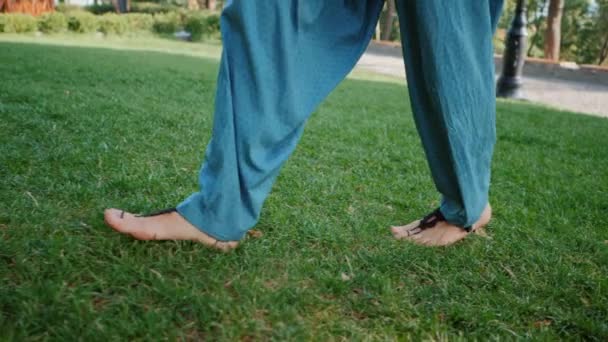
[0,0,54,16]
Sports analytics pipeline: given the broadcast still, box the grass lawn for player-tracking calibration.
[1,36,607,340]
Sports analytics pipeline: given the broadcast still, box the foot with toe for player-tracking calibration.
[391,205,491,247]
[104,208,239,252]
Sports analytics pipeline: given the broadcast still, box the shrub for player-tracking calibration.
[205,14,220,38]
[55,4,82,13]
[0,9,216,38]
[131,2,177,14]
[85,3,116,15]
[38,12,68,33]
[124,13,154,32]
[184,13,205,41]
[184,12,220,41]
[67,11,98,33]
[98,13,128,35]
[0,14,37,33]
[152,11,181,34]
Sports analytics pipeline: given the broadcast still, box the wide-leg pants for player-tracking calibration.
[177,0,504,241]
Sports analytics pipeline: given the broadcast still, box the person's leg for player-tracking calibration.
[105,0,384,248]
[391,0,504,246]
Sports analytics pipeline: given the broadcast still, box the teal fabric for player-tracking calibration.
[177,0,504,241]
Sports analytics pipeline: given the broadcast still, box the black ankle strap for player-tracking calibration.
[418,208,472,232]
[419,208,445,229]
[136,207,177,217]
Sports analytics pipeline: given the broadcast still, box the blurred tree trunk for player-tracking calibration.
[381,0,395,41]
[206,0,216,10]
[597,2,608,65]
[544,0,564,61]
[527,0,547,56]
[113,0,129,13]
[599,34,608,65]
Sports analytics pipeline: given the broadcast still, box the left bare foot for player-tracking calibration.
[390,205,491,247]
[104,208,239,252]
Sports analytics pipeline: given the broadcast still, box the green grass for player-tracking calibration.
[1,38,607,340]
[0,32,224,60]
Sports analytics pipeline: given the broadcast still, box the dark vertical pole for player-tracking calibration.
[497,0,528,99]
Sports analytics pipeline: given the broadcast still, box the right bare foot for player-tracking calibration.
[104,208,239,252]
[390,205,492,247]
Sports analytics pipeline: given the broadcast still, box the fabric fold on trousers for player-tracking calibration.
[177,1,384,241]
[396,0,503,227]
[178,0,503,240]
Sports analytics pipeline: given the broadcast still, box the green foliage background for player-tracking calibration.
[377,0,608,65]
[498,0,608,65]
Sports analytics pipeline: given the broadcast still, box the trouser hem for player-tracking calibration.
[176,193,246,242]
[440,196,487,228]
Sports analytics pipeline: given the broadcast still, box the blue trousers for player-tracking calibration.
[177,0,504,241]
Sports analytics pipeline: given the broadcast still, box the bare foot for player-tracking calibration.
[104,208,239,252]
[390,205,492,247]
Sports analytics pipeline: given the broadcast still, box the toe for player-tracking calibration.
[104,208,121,227]
[390,226,403,238]
[391,225,418,240]
[104,208,132,233]
[408,232,427,244]
[215,240,239,252]
[406,233,432,246]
